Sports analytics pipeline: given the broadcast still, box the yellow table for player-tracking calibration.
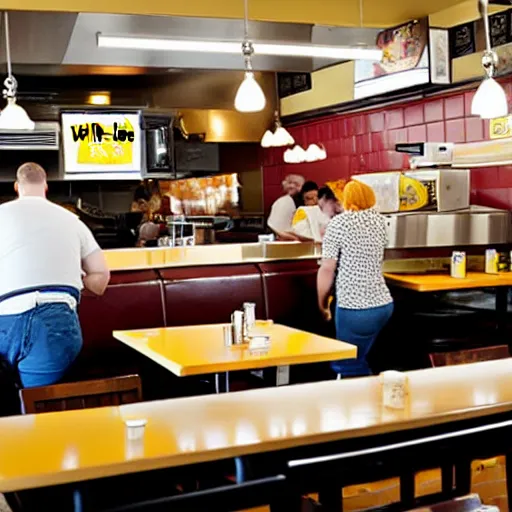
[385,271,512,334]
[2,358,512,493]
[385,271,512,293]
[113,323,356,391]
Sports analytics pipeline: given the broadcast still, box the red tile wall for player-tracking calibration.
[262,79,512,213]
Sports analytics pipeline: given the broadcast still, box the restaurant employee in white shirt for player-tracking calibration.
[267,174,305,240]
[0,163,110,388]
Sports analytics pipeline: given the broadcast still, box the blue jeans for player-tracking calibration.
[332,302,394,377]
[0,303,82,388]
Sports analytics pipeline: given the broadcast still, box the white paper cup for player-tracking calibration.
[380,370,408,410]
[125,419,147,440]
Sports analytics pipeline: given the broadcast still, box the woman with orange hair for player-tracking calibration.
[317,179,393,378]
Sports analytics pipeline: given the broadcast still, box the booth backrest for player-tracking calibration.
[75,260,321,379]
[159,264,265,326]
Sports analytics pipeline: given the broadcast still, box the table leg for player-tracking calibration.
[235,456,251,484]
[215,372,230,393]
[496,287,509,339]
[72,489,83,512]
[276,366,290,386]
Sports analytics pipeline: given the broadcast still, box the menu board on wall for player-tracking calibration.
[61,112,143,174]
[449,22,476,59]
[490,12,509,47]
[449,11,512,60]
[277,73,312,99]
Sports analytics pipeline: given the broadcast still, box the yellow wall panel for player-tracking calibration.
[429,0,506,28]
[281,62,354,117]
[452,52,484,83]
[0,0,466,28]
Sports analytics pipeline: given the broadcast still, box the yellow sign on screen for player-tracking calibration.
[490,116,512,139]
[72,118,135,165]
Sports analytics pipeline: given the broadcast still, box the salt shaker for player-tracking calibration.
[231,310,245,344]
[243,302,256,338]
[223,324,234,346]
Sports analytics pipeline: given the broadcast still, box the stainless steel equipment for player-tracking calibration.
[384,206,511,249]
[166,215,233,245]
[165,219,196,247]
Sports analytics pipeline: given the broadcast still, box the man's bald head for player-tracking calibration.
[15,162,48,197]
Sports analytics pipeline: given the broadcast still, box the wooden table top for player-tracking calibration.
[113,323,356,376]
[2,358,512,493]
[385,271,512,292]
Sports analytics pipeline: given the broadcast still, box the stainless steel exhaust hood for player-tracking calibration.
[0,12,381,75]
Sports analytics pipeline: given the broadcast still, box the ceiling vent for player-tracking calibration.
[0,122,60,151]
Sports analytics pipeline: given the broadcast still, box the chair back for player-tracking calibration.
[19,374,142,414]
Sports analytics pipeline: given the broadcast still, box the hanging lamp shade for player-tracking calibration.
[260,130,275,148]
[0,97,35,130]
[235,72,266,113]
[272,126,295,147]
[0,12,35,131]
[470,1,508,120]
[471,77,508,119]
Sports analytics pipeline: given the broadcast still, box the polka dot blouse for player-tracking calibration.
[322,208,393,310]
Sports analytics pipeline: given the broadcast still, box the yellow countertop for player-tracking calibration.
[113,323,356,376]
[385,271,512,292]
[2,358,512,492]
[104,243,321,272]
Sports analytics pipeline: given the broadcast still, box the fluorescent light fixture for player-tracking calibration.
[97,34,383,61]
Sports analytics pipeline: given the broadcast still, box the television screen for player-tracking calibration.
[354,18,430,100]
[61,111,143,174]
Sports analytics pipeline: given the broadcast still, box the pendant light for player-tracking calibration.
[260,73,295,148]
[234,0,266,113]
[471,0,508,119]
[0,12,34,130]
[261,110,295,148]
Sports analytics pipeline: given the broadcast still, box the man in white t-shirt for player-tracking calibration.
[267,174,305,240]
[0,162,110,388]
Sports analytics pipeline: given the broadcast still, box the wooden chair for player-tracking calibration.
[19,374,142,414]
